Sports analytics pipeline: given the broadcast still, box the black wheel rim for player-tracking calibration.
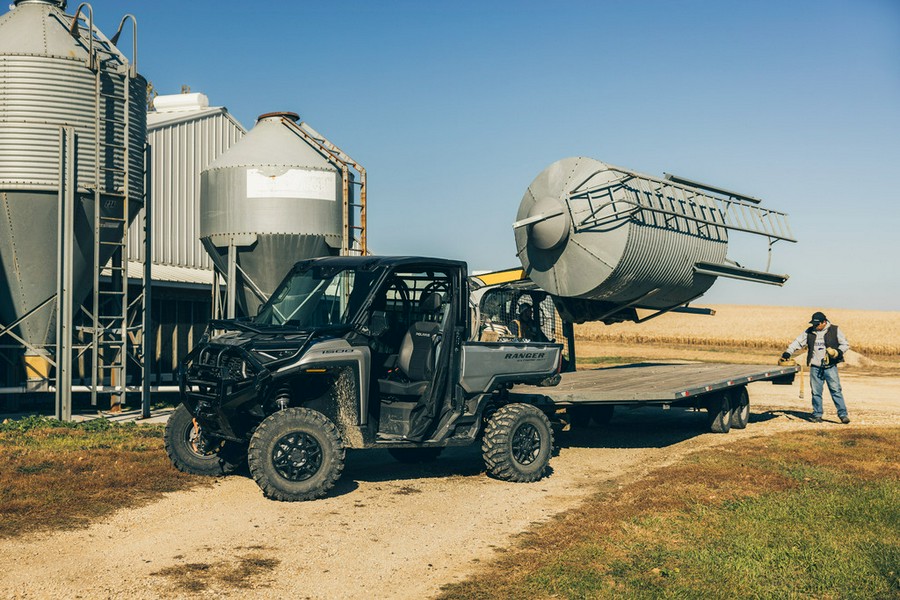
[272,432,323,481]
[511,422,541,465]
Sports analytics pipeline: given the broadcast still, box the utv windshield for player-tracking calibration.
[253,265,379,329]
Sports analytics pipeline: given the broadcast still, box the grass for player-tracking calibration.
[0,415,207,538]
[438,427,900,599]
[151,546,280,594]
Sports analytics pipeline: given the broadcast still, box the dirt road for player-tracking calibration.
[1,373,896,599]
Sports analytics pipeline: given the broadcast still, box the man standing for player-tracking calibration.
[782,311,851,424]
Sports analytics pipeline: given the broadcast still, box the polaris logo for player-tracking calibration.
[505,352,546,360]
[321,349,354,355]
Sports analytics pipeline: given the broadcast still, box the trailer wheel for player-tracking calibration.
[705,393,732,434]
[482,403,554,482]
[729,387,750,429]
[164,403,244,476]
[568,405,614,428]
[248,408,345,502]
[388,447,443,463]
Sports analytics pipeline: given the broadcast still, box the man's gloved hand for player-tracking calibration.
[781,352,791,360]
[826,348,844,363]
[826,348,838,359]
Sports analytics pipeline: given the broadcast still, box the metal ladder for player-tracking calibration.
[71,5,139,409]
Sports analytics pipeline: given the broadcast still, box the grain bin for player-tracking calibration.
[514,157,794,323]
[200,112,346,317]
[0,0,147,350]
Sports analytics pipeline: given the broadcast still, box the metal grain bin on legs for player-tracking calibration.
[514,157,795,324]
[201,111,365,318]
[0,0,146,387]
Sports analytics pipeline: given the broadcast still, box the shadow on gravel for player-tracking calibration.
[558,406,709,450]
[340,446,487,486]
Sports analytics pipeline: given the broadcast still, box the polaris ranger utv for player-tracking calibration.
[166,256,563,501]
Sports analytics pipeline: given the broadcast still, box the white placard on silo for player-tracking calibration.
[246,168,336,201]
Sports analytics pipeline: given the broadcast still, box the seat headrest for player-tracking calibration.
[419,292,444,312]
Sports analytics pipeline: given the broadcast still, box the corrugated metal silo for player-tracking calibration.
[200,112,346,317]
[0,0,146,349]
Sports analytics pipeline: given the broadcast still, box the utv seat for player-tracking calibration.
[378,292,444,397]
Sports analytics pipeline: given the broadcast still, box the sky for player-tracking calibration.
[83,0,900,311]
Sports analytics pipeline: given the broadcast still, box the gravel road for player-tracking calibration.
[1,372,896,599]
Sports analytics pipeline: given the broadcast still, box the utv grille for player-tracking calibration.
[197,347,253,381]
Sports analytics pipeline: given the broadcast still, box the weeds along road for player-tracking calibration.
[1,373,897,599]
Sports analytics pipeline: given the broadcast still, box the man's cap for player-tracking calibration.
[810,311,827,324]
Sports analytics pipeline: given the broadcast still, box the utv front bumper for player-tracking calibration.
[179,344,272,441]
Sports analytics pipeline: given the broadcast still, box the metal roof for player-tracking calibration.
[147,106,244,132]
[101,261,214,288]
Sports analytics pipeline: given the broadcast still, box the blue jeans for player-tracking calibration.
[809,365,848,418]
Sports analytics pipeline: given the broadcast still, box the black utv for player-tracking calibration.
[165,256,562,501]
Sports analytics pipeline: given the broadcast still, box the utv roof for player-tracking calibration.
[291,255,468,271]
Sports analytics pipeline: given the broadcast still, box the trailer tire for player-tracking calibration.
[388,447,443,463]
[164,403,244,476]
[729,387,750,429]
[482,403,553,482]
[248,408,345,502]
[705,393,732,434]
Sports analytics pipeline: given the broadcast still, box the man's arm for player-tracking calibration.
[784,331,808,356]
[837,327,850,354]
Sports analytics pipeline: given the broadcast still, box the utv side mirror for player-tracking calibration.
[369,311,390,337]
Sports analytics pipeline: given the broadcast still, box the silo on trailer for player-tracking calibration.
[201,112,364,318]
[0,0,146,387]
[514,157,795,324]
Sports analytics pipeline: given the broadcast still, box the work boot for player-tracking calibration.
[809,416,823,423]
[840,416,850,424]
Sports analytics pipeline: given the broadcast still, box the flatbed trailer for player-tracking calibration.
[511,362,799,433]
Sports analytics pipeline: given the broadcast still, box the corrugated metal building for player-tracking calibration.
[132,93,246,383]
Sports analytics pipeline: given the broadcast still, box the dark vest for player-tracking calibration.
[805,325,842,366]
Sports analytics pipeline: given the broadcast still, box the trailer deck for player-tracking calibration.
[513,362,798,404]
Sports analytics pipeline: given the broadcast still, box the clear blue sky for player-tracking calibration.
[90,0,900,310]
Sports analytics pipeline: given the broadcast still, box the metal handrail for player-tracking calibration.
[569,166,796,242]
[110,14,138,76]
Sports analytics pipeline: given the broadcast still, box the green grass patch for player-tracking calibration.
[439,427,900,599]
[0,416,209,538]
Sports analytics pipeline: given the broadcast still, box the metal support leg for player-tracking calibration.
[55,127,76,421]
[226,240,237,319]
[141,143,152,419]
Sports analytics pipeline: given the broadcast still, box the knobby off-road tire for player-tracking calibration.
[388,447,444,463]
[248,408,345,502]
[164,403,244,476]
[482,403,554,482]
[705,393,732,434]
[728,387,750,430]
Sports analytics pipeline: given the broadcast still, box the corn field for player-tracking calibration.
[575,305,900,358]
